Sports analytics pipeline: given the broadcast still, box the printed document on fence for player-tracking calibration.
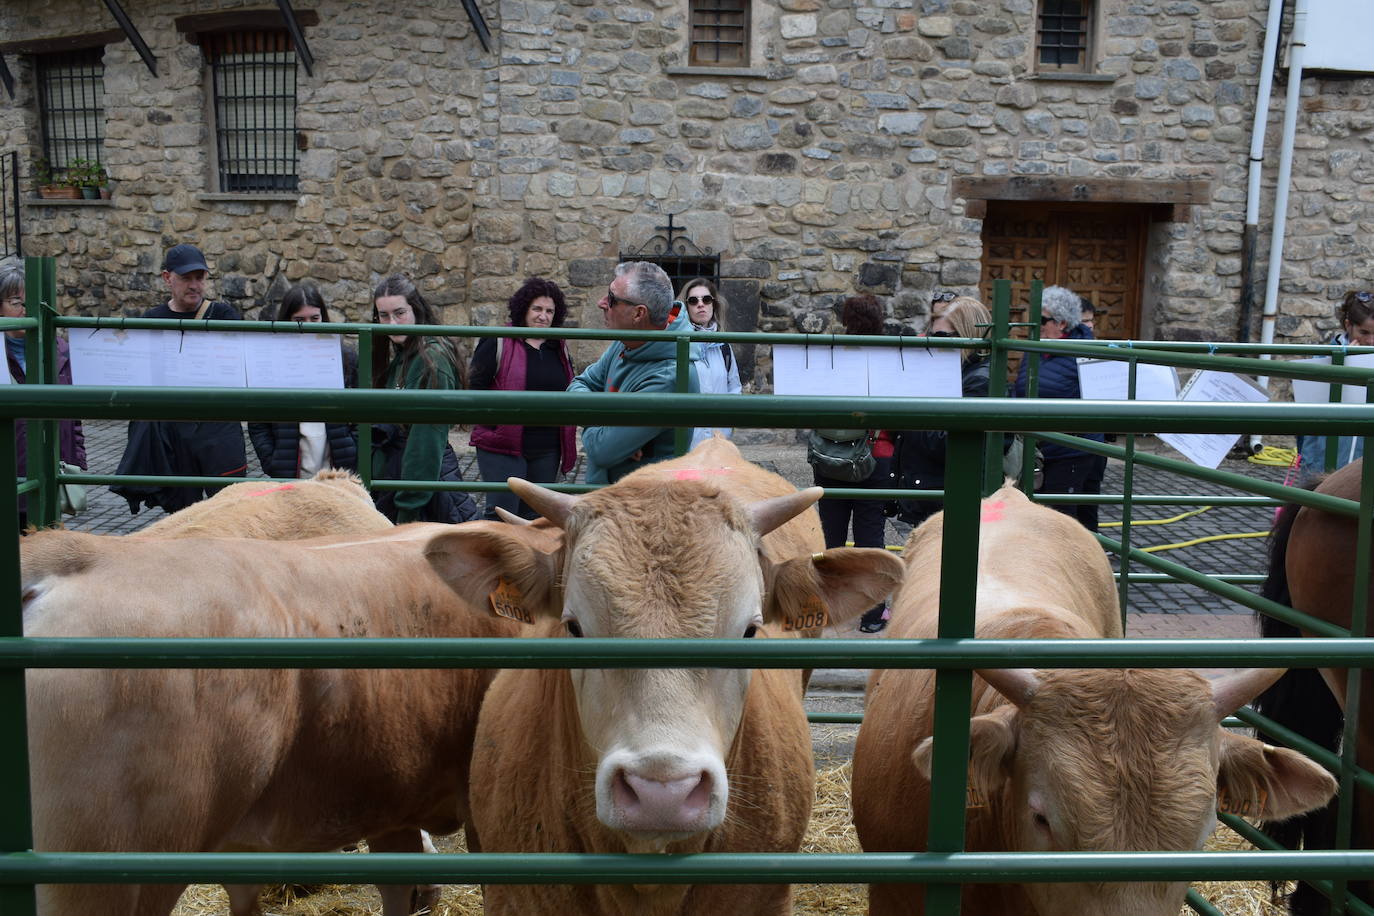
[1290,354,1374,405]
[70,328,343,389]
[773,344,961,397]
[1076,358,1179,401]
[1157,370,1270,468]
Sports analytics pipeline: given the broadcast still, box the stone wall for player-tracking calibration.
[2,0,1373,382]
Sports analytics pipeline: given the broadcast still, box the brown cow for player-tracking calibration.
[423,437,905,915]
[133,469,391,540]
[852,483,1338,916]
[23,521,521,916]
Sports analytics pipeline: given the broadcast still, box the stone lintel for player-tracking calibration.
[1029,72,1118,84]
[197,193,299,204]
[953,176,1212,206]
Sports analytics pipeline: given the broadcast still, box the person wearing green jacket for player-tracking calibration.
[371,274,479,524]
[568,261,702,484]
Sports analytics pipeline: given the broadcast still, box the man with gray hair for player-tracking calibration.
[568,261,702,484]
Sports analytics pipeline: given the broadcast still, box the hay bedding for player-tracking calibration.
[171,763,1285,916]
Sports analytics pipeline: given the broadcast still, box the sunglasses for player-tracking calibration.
[1356,291,1373,303]
[606,289,642,310]
[931,291,957,303]
[929,330,954,338]
[686,295,714,306]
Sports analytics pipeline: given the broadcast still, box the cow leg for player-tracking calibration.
[369,829,440,915]
[38,882,186,916]
[224,884,264,916]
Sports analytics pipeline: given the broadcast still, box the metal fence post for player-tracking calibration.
[356,328,372,485]
[674,335,691,456]
[0,416,36,916]
[22,256,58,528]
[985,280,1011,496]
[924,430,983,914]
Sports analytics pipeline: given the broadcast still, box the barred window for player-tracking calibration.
[202,31,298,192]
[1037,0,1093,71]
[689,0,749,67]
[36,48,105,174]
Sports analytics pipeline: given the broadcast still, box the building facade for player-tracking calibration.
[1,0,1371,384]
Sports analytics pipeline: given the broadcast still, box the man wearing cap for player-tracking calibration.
[112,244,248,513]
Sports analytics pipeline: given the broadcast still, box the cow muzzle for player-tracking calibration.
[597,751,726,838]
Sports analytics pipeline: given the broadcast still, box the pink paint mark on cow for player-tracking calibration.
[247,484,298,497]
[982,501,1006,523]
[671,468,734,481]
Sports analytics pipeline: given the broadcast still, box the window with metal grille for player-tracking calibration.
[202,31,298,192]
[689,0,749,67]
[1037,0,1092,71]
[36,47,105,174]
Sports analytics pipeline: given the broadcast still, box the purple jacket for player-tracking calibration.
[10,337,87,511]
[470,336,577,473]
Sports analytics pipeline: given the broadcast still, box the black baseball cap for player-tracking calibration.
[162,244,209,275]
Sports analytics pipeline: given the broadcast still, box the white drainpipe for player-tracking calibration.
[1253,0,1307,450]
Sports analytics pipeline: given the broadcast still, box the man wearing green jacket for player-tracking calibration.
[569,261,702,484]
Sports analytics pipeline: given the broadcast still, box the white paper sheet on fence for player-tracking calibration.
[867,347,963,398]
[244,333,344,389]
[1076,358,1179,401]
[772,344,871,396]
[1288,354,1374,404]
[1157,369,1270,469]
[69,328,161,386]
[159,329,247,388]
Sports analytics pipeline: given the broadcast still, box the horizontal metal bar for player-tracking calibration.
[3,850,1373,885]
[3,637,1372,669]
[1016,338,1374,384]
[3,388,1374,436]
[1216,814,1374,916]
[1234,707,1374,794]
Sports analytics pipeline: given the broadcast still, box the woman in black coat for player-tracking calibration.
[248,284,359,478]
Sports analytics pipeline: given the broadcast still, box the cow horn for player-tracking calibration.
[507,478,579,527]
[975,668,1040,708]
[1210,668,1287,722]
[748,487,823,536]
[494,506,531,526]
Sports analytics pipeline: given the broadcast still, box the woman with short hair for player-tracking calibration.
[469,277,577,520]
[1300,290,1374,482]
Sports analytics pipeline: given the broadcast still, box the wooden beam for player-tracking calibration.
[964,199,987,220]
[952,176,1212,206]
[176,9,319,38]
[0,30,124,56]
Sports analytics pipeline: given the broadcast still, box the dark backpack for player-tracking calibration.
[807,428,876,483]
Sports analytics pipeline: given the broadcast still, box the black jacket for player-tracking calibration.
[248,422,359,479]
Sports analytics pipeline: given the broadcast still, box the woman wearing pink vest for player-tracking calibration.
[469,277,577,519]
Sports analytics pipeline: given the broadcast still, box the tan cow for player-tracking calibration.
[423,437,905,915]
[132,469,391,540]
[852,484,1338,916]
[23,522,521,916]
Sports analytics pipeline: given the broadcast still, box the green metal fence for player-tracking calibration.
[3,259,1374,914]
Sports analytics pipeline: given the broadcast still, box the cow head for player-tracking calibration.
[912,666,1337,916]
[426,476,902,849]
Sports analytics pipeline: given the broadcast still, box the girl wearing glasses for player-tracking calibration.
[370,274,479,524]
[678,277,742,448]
[1299,290,1374,482]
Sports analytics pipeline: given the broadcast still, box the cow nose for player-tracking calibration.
[612,769,713,833]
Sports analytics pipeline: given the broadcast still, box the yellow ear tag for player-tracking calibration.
[783,594,830,632]
[1217,787,1267,818]
[489,576,533,624]
[965,784,988,810]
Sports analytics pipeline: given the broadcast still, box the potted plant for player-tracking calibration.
[96,166,112,200]
[68,158,101,199]
[33,158,79,200]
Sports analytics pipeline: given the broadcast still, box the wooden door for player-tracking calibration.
[980,201,1147,340]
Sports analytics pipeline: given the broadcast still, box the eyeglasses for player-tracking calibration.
[1,297,22,310]
[1040,315,1055,324]
[931,291,957,304]
[929,330,954,338]
[606,289,642,310]
[686,295,714,306]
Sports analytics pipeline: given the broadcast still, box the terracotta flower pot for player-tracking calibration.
[39,186,80,200]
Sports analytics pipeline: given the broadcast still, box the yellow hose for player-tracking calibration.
[1248,445,1298,467]
[1139,531,1270,553]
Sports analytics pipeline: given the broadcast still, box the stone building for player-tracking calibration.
[1,0,1372,386]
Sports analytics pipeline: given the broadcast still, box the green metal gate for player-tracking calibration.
[2,258,1373,914]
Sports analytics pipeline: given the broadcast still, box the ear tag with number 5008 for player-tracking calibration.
[489,576,533,624]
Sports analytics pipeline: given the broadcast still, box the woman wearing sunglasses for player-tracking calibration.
[1299,290,1374,482]
[678,277,742,448]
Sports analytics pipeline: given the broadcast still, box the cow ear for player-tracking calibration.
[913,705,1019,808]
[1215,730,1337,820]
[764,547,905,631]
[424,521,564,623]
